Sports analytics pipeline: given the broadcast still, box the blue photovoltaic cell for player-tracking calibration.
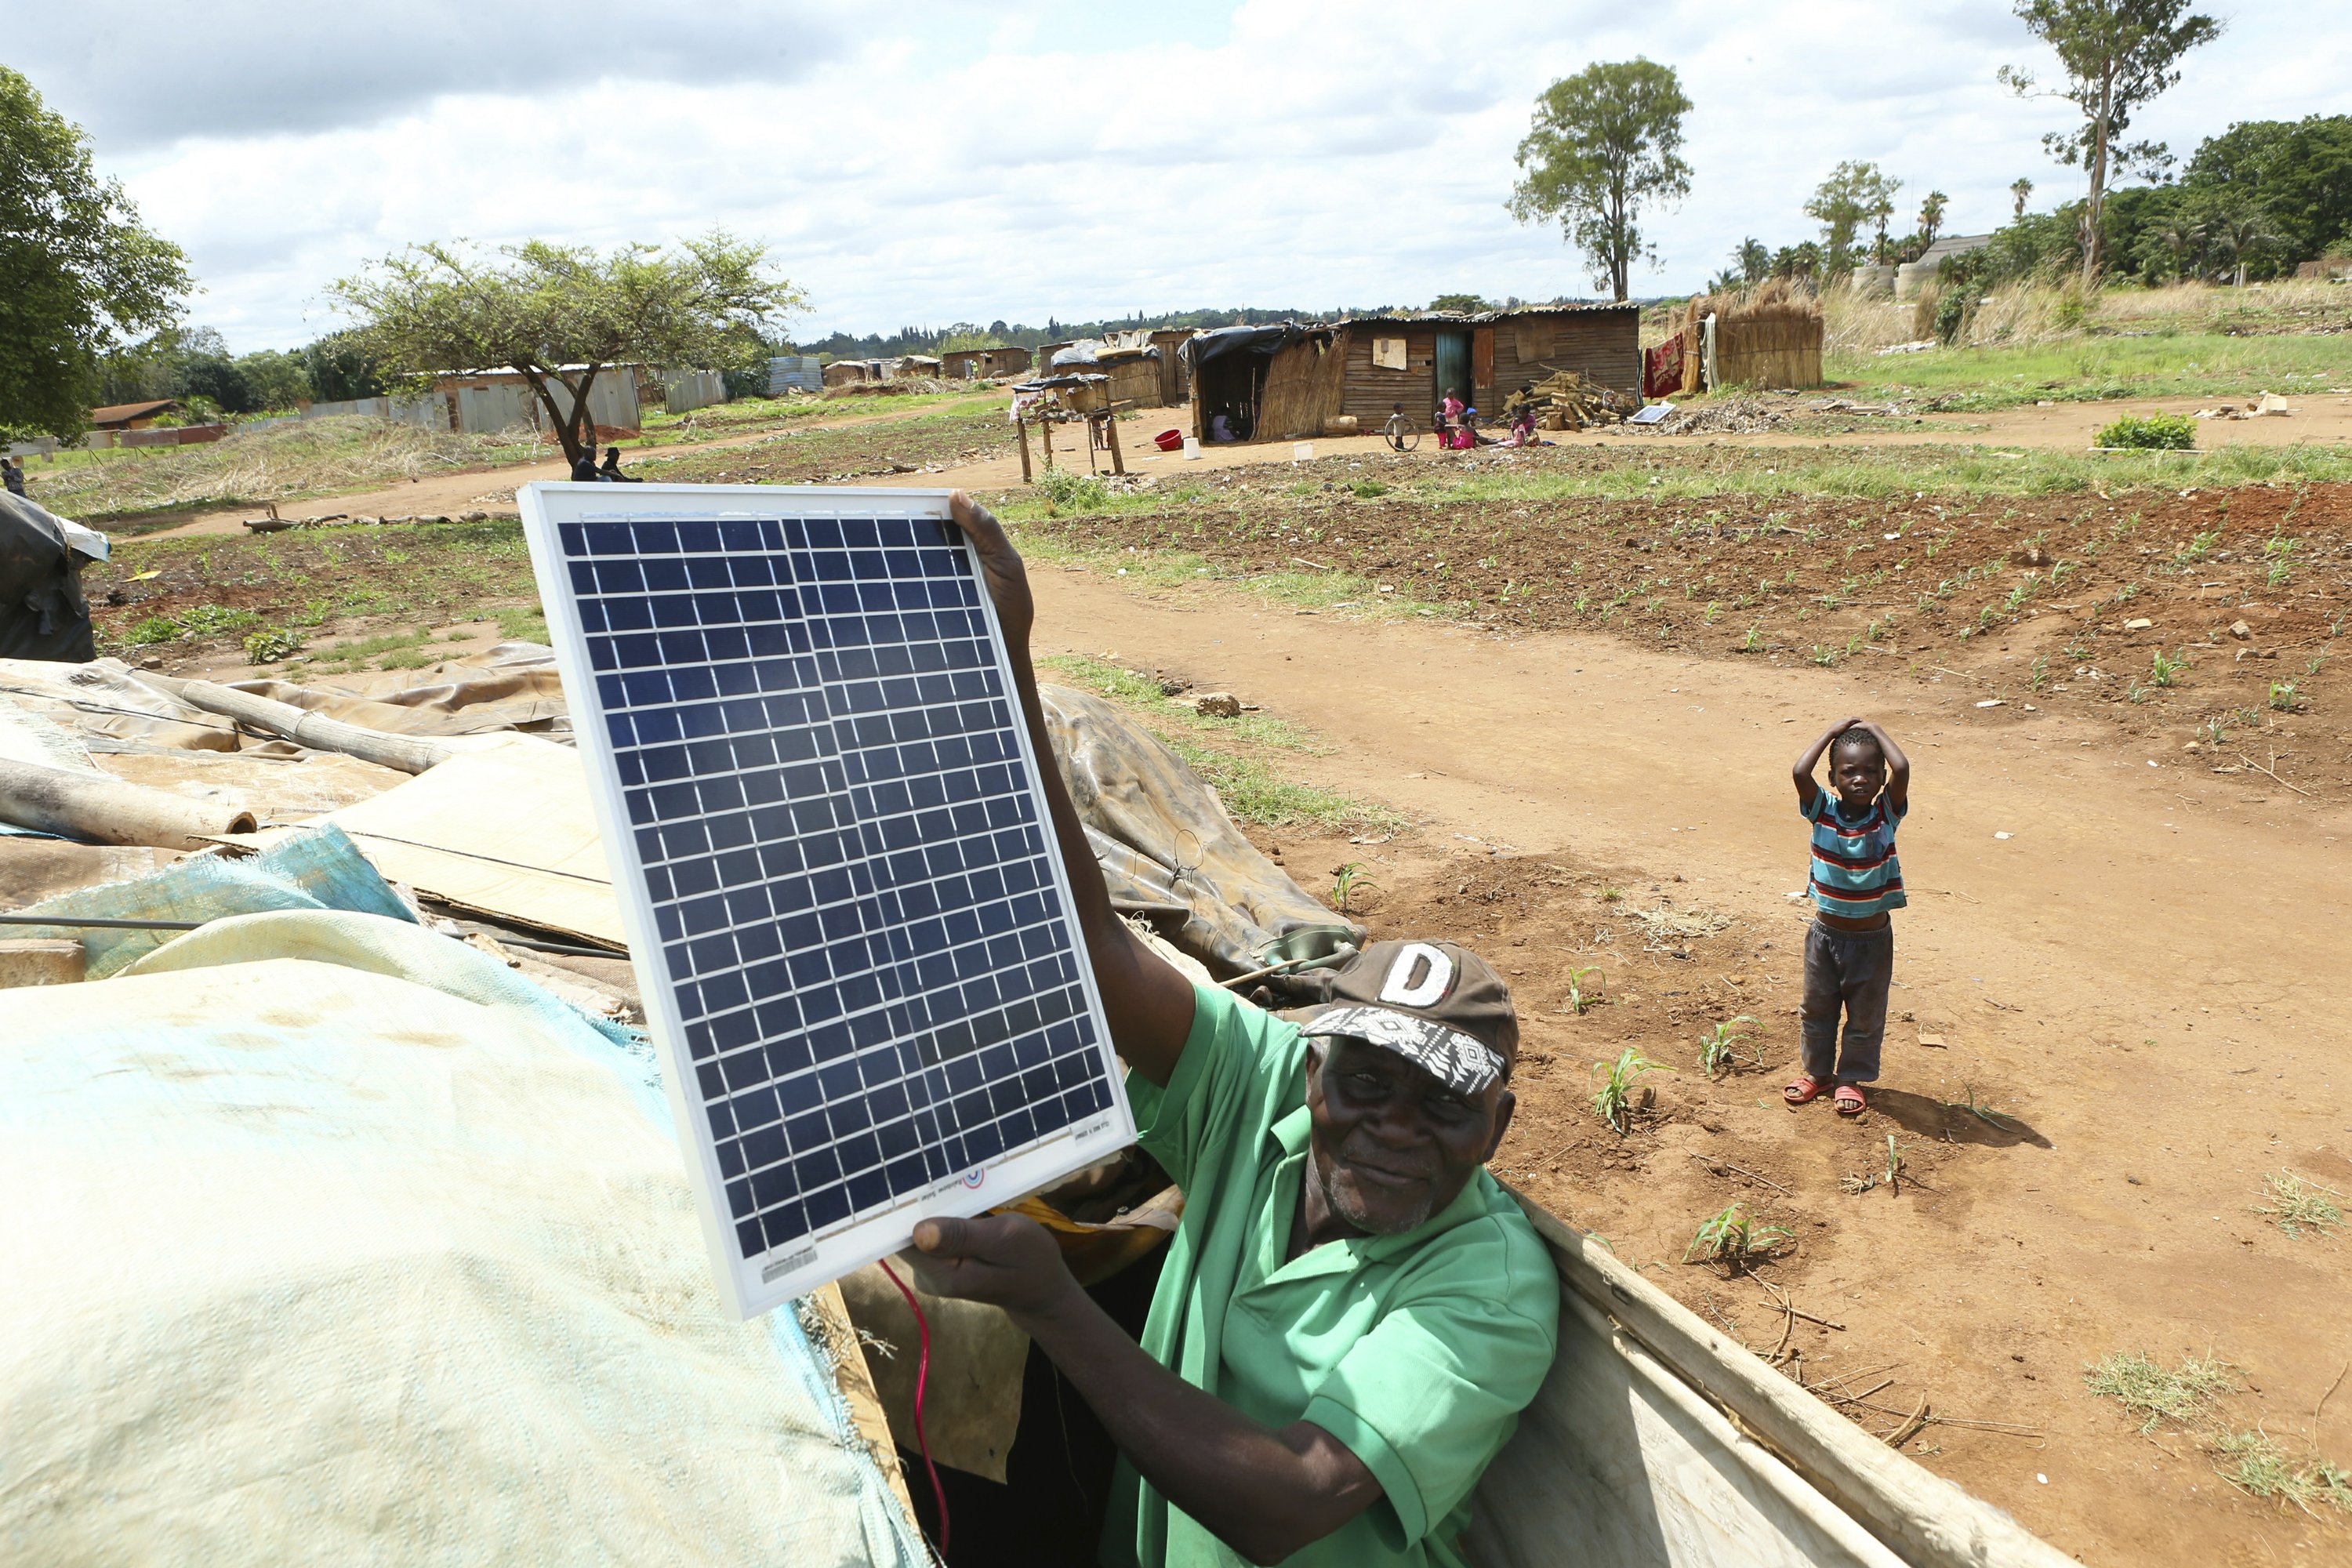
[546,510,1116,1264]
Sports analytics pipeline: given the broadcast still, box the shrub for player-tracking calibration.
[2096,412,2197,451]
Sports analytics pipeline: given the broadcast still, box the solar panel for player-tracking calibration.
[521,482,1134,1317]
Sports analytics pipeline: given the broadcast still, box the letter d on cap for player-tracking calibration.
[1377,942,1453,1007]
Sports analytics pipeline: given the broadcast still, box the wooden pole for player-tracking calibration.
[136,674,452,775]
[1105,413,1126,476]
[1015,411,1033,484]
[0,757,257,850]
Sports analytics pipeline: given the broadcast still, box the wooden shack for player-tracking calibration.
[1187,306,1640,444]
[1109,328,1195,405]
[938,347,1033,381]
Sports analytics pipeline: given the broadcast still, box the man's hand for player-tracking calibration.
[909,1212,1077,1323]
[948,492,1033,648]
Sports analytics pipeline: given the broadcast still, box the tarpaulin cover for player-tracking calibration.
[1643,335,1686,399]
[1038,683,1359,974]
[0,492,96,662]
[0,908,925,1566]
[3,822,415,976]
[1178,323,1316,371]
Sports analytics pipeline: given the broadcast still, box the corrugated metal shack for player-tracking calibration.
[1185,306,1640,443]
[768,355,823,395]
[432,366,644,436]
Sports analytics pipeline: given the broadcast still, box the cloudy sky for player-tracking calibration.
[13,1,2346,353]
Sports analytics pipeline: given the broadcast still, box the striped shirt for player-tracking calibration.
[1802,789,1907,917]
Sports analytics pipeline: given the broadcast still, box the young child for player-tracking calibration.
[1384,402,1412,452]
[1786,717,1911,1116]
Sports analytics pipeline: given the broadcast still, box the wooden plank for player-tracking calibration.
[1505,1189,2075,1568]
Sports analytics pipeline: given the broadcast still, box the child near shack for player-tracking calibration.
[1785,717,1911,1117]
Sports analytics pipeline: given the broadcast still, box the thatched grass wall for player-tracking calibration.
[1258,334,1347,441]
[1677,281,1824,390]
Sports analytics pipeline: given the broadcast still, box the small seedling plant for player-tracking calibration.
[1329,862,1379,915]
[1563,964,1606,1015]
[1684,1202,1793,1270]
[1945,1083,2016,1130]
[1697,1015,1762,1079]
[1590,1047,1668,1134]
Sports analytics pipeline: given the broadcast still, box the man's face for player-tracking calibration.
[1304,1037,1514,1235]
[1830,743,1885,808]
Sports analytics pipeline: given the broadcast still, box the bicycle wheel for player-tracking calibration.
[1389,419,1421,452]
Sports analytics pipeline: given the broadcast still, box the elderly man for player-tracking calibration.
[916,495,1557,1568]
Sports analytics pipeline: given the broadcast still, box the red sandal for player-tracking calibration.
[1834,1084,1867,1117]
[1784,1074,1828,1106]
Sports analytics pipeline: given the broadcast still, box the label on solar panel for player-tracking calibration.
[521,482,1134,1316]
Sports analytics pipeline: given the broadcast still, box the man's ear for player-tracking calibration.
[1479,1089,1516,1166]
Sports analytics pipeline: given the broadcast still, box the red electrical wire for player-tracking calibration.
[878,1258,949,1557]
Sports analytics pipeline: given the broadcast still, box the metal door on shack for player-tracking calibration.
[1434,331,1472,408]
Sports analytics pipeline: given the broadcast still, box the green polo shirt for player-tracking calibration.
[1103,982,1559,1568]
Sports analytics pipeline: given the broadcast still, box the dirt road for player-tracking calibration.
[137,401,986,541]
[1025,564,2352,1564]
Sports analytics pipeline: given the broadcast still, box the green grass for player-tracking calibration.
[2085,1351,2238,1434]
[1038,653,1398,833]
[1007,517,1446,622]
[2215,1430,2352,1515]
[2252,1171,2345,1240]
[1828,332,2352,412]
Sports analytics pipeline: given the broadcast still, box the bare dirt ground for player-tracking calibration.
[132,397,1004,541]
[1025,566,2352,1566]
[890,391,2352,493]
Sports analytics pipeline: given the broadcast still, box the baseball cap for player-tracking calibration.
[1295,938,1519,1098]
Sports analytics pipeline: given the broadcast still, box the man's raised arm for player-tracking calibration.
[948,492,1198,1086]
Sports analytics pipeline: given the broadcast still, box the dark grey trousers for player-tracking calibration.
[1801,920,1893,1084]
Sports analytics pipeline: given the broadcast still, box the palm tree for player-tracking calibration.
[2152,217,2205,283]
[2010,178,2034,220]
[2207,205,2283,288]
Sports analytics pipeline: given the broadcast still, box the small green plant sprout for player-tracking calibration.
[2307,654,2328,677]
[2262,534,2302,589]
[2213,1429,2352,1515]
[2252,1171,2344,1240]
[1697,1016,1762,1079]
[1945,1083,2016,1130]
[2268,680,2301,713]
[2201,713,2235,746]
[2149,648,2190,688]
[2096,412,2196,451]
[1564,964,1606,1016]
[1599,885,1624,903]
[1683,1202,1794,1269]
[1589,1047,1668,1133]
[1744,624,1764,652]
[242,626,305,663]
[1810,644,1837,667]
[2173,528,2222,569]
[1329,862,1380,915]
[1882,1134,1909,1192]
[2028,655,2050,691]
[2084,1351,2237,1435]
[1349,478,1389,499]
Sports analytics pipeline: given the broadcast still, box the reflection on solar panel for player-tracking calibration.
[522,483,1133,1316]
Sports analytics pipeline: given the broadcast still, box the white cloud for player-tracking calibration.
[39,0,2350,350]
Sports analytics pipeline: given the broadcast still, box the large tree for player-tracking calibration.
[0,66,191,440]
[1804,162,1901,274]
[1508,59,1693,302]
[1999,0,2223,287]
[331,234,804,463]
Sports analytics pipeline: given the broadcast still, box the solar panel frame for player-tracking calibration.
[521,481,1136,1317]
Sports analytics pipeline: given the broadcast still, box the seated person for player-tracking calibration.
[569,444,601,483]
[598,445,641,482]
[916,493,1561,1568]
[1208,408,1237,444]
